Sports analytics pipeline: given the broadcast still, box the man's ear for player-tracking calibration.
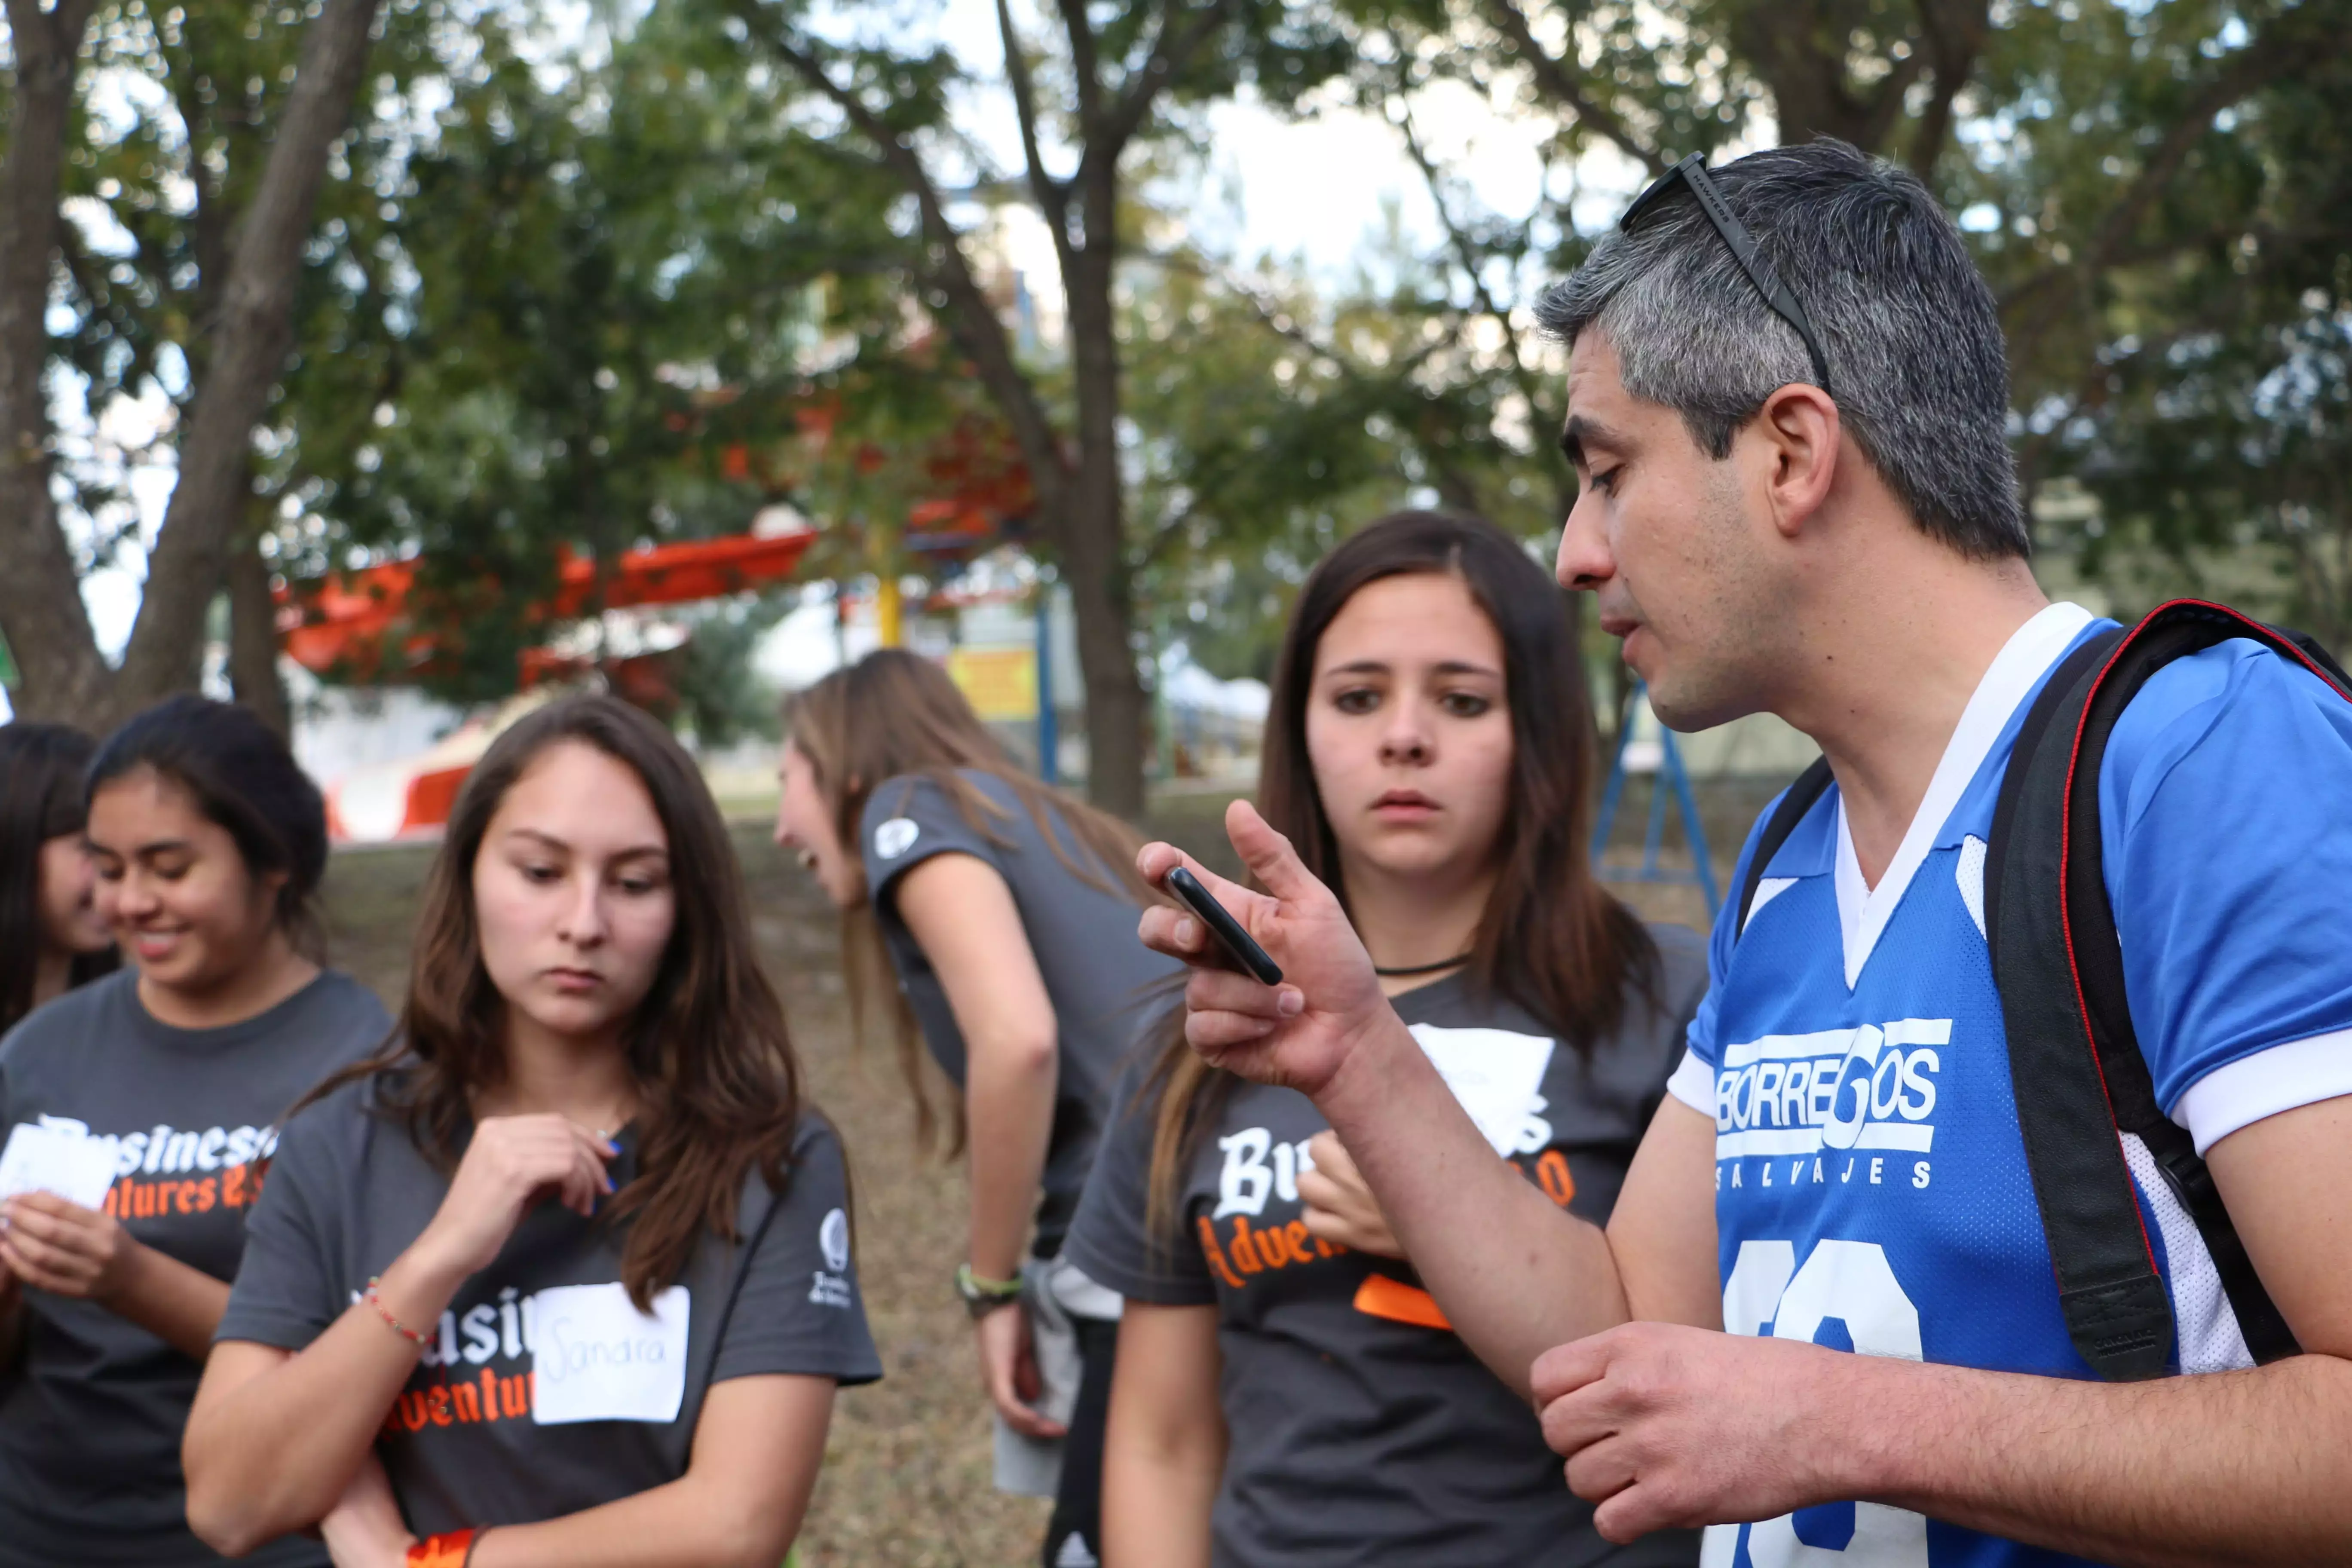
[1756,383,1841,542]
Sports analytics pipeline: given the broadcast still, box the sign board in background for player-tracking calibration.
[946,645,1038,723]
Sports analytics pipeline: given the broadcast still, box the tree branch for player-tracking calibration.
[2000,7,2350,348]
[1051,0,1106,132]
[116,0,388,706]
[995,0,1072,253]
[1907,0,1990,176]
[1093,0,1229,161]
[1392,103,1539,401]
[1478,0,1665,174]
[738,6,1071,515]
[0,0,113,717]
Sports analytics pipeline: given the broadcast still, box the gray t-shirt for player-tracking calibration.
[861,769,1180,1257]
[1065,926,1709,1568]
[0,968,389,1568]
[216,1072,882,1534]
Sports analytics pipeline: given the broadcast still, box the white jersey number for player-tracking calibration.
[1702,1240,1930,1568]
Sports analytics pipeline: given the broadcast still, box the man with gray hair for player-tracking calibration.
[1135,138,2352,1565]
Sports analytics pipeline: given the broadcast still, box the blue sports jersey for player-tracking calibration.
[1681,604,2352,1568]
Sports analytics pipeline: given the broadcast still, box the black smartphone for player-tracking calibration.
[1163,866,1283,986]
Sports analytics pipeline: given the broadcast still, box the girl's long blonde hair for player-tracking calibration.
[787,649,1156,1150]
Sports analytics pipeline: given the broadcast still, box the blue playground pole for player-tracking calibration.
[1590,680,1720,915]
[1035,586,1057,785]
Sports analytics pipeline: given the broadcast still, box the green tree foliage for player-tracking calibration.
[273,1,909,704]
[1152,0,2352,665]
[731,0,1350,816]
[2030,32,2352,643]
[0,0,387,727]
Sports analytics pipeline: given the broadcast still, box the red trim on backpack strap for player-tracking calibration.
[2054,615,2167,1280]
[2049,597,2349,1285]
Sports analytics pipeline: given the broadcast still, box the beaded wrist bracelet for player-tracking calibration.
[365,1276,427,1347]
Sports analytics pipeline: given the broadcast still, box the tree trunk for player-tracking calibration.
[108,0,385,720]
[225,520,291,737]
[1057,199,1150,820]
[0,0,112,724]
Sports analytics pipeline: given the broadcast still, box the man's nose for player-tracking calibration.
[1556,489,1616,592]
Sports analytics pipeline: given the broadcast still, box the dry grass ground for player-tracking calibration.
[316,773,1787,1567]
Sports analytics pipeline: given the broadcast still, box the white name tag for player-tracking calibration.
[0,1123,120,1210]
[1408,1024,1556,1157]
[530,1283,690,1426]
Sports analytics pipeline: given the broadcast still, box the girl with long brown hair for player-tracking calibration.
[775,649,1177,1568]
[184,695,877,1567]
[1064,512,1706,1567]
[0,722,118,1036]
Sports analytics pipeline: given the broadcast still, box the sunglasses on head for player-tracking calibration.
[1621,153,1835,399]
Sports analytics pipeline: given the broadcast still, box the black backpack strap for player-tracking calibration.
[1733,757,1834,940]
[1988,600,2344,1380]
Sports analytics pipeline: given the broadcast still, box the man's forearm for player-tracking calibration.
[1848,1350,2352,1566]
[1313,1011,1629,1394]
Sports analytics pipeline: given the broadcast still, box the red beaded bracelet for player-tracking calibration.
[365,1276,427,1347]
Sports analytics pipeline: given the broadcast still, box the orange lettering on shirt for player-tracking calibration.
[1227,1220,1262,1274]
[405,1529,476,1568]
[426,1386,451,1427]
[1537,1150,1576,1209]
[450,1380,481,1423]
[1353,1273,1453,1331]
[1195,1216,1246,1289]
[193,1177,217,1212]
[221,1164,248,1208]
[497,1371,532,1419]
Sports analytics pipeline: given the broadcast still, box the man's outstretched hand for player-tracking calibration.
[1137,799,1393,1100]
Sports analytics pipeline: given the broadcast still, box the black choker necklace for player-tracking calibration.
[1372,952,1473,977]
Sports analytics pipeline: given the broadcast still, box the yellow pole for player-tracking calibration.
[876,575,903,648]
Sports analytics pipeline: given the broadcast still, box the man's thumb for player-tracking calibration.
[1227,799,1319,902]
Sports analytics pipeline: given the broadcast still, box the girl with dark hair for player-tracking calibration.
[0,722,118,1036]
[0,696,387,1568]
[775,649,1178,1568]
[186,694,878,1568]
[1065,512,1707,1567]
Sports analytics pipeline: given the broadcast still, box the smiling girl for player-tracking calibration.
[0,723,118,1037]
[1065,512,1707,1567]
[185,695,877,1568]
[0,697,387,1568]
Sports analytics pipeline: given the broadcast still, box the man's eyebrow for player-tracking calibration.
[1558,414,1623,468]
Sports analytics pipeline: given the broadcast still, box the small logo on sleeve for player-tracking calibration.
[819,1207,851,1271]
[873,818,919,859]
[811,1207,854,1307]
